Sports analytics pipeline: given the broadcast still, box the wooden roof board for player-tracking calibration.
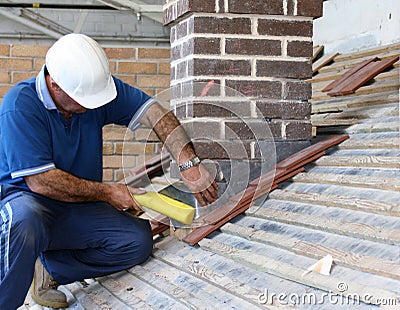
[222,221,400,280]
[199,235,399,306]
[229,214,400,262]
[280,181,400,213]
[312,52,340,73]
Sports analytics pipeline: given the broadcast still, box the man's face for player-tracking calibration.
[50,77,87,116]
[55,87,87,115]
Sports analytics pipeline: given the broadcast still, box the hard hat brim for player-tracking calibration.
[70,74,117,109]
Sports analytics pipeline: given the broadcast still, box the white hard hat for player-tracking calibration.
[46,33,117,109]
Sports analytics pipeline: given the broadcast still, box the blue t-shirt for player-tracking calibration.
[0,66,154,188]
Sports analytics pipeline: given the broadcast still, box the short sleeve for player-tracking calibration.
[0,109,55,179]
[102,77,154,127]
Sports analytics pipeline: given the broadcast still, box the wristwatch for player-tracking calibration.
[178,156,201,172]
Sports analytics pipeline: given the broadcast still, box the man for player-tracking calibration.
[0,33,218,309]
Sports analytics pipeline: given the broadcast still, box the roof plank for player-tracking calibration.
[221,222,400,280]
[247,205,400,245]
[269,189,400,217]
[198,238,398,306]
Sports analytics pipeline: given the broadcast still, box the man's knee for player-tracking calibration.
[132,219,153,264]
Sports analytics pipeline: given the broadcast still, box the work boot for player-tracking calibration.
[30,259,69,308]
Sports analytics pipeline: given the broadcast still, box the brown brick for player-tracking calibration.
[225,38,281,56]
[256,100,310,120]
[117,62,157,74]
[0,45,10,56]
[115,142,156,155]
[114,169,125,182]
[256,101,283,119]
[187,0,215,13]
[158,62,170,75]
[284,81,312,100]
[287,40,313,58]
[175,60,190,80]
[170,65,176,81]
[287,0,295,15]
[171,79,222,99]
[34,58,45,71]
[281,101,310,119]
[175,20,189,41]
[224,120,255,140]
[296,0,323,18]
[109,61,117,74]
[170,26,177,44]
[163,0,216,25]
[103,142,114,155]
[193,140,251,159]
[193,16,252,35]
[163,5,175,25]
[285,121,312,140]
[12,72,36,83]
[189,100,252,118]
[228,0,284,15]
[258,19,313,37]
[171,42,191,60]
[193,59,251,76]
[225,120,274,140]
[135,154,159,168]
[137,75,170,88]
[194,37,221,55]
[257,60,312,79]
[226,80,282,99]
[0,58,32,70]
[103,126,130,141]
[194,79,222,96]
[103,155,135,168]
[182,120,222,139]
[103,155,121,168]
[104,47,135,59]
[134,128,160,141]
[0,72,10,83]
[269,120,283,138]
[11,45,49,57]
[138,48,170,59]
[218,0,224,12]
[102,169,114,182]
[115,74,137,86]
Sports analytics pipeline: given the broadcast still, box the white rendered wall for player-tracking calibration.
[313,0,400,54]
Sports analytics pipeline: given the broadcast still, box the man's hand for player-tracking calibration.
[106,184,145,212]
[180,163,218,206]
[140,103,220,206]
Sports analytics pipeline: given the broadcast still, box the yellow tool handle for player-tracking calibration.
[133,192,195,225]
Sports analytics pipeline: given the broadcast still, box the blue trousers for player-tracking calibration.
[0,185,153,309]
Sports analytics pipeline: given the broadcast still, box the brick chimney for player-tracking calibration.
[163,0,323,185]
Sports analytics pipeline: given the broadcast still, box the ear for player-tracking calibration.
[49,77,62,95]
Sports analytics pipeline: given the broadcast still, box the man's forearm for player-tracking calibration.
[25,168,110,203]
[142,104,196,164]
[141,103,219,205]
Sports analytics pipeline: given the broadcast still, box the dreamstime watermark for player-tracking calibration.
[258,282,398,306]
